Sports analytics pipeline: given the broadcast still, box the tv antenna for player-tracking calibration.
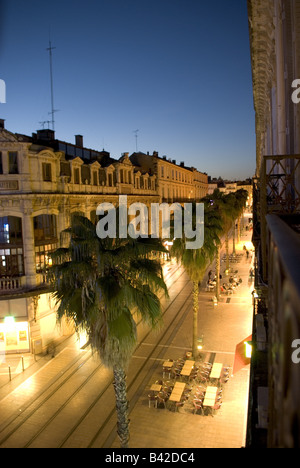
[46,38,59,131]
[133,129,139,152]
[39,120,51,129]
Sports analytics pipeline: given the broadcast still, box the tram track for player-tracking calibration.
[0,264,192,448]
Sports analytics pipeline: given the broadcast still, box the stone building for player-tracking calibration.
[0,121,159,355]
[247,0,300,448]
[130,151,208,203]
[0,120,207,356]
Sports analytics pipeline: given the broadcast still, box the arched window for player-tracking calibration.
[0,216,24,277]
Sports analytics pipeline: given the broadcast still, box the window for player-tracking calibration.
[0,152,3,174]
[0,216,24,277]
[74,168,80,184]
[0,248,24,277]
[8,152,18,174]
[42,163,52,182]
[35,243,57,273]
[34,215,57,244]
[0,216,23,245]
[93,171,98,186]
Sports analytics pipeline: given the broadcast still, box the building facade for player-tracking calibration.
[0,120,207,356]
[130,151,208,203]
[247,0,300,448]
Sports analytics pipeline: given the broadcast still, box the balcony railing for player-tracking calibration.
[259,154,300,281]
[261,155,300,214]
[0,276,24,292]
[265,214,300,448]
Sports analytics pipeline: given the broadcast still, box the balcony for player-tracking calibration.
[259,154,300,282]
[0,276,25,293]
[265,214,300,448]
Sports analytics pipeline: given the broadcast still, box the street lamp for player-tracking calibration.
[197,334,204,350]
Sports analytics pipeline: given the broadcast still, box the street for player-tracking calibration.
[0,214,254,448]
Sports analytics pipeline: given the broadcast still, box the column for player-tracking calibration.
[22,211,37,288]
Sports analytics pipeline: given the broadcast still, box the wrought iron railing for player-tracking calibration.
[259,154,300,281]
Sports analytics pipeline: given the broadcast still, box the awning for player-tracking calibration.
[233,335,252,374]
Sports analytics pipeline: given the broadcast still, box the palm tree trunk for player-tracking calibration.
[113,365,130,448]
[225,233,229,271]
[232,222,236,255]
[215,244,220,301]
[237,216,241,243]
[192,281,199,359]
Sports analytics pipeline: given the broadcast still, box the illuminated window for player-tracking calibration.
[0,217,24,278]
[35,243,57,272]
[0,217,23,245]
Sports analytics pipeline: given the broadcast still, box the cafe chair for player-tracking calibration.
[193,400,203,415]
[175,401,185,412]
[171,369,181,380]
[212,402,222,415]
[148,394,158,408]
[157,392,168,409]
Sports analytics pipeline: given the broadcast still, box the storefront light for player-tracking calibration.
[244,341,252,359]
[4,316,15,326]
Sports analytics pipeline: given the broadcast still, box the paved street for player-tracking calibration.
[0,215,254,448]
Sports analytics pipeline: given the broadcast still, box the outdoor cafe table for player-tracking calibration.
[210,363,223,379]
[163,361,173,368]
[180,360,195,376]
[169,382,186,402]
[150,384,162,392]
[203,386,218,407]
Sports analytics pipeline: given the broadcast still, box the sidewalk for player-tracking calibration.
[0,219,254,448]
[108,223,254,448]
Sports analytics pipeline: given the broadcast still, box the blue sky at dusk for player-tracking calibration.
[0,0,255,180]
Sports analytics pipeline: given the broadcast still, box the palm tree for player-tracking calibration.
[234,189,249,245]
[48,215,168,448]
[170,202,222,358]
[201,189,249,300]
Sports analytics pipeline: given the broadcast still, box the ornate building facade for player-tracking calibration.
[0,120,208,355]
[247,0,300,448]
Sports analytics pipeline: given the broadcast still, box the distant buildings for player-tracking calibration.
[0,119,208,355]
[130,151,208,202]
[207,178,253,210]
[247,0,300,448]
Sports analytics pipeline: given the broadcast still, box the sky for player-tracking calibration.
[0,0,256,180]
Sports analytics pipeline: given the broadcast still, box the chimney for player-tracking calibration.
[0,119,5,129]
[180,162,184,167]
[75,135,83,147]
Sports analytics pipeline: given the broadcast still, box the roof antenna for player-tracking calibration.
[133,129,139,152]
[47,32,59,131]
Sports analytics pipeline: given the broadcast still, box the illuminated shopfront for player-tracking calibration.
[0,318,30,353]
[0,298,30,353]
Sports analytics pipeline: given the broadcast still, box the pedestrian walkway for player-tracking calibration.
[106,222,254,448]
[0,215,254,448]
